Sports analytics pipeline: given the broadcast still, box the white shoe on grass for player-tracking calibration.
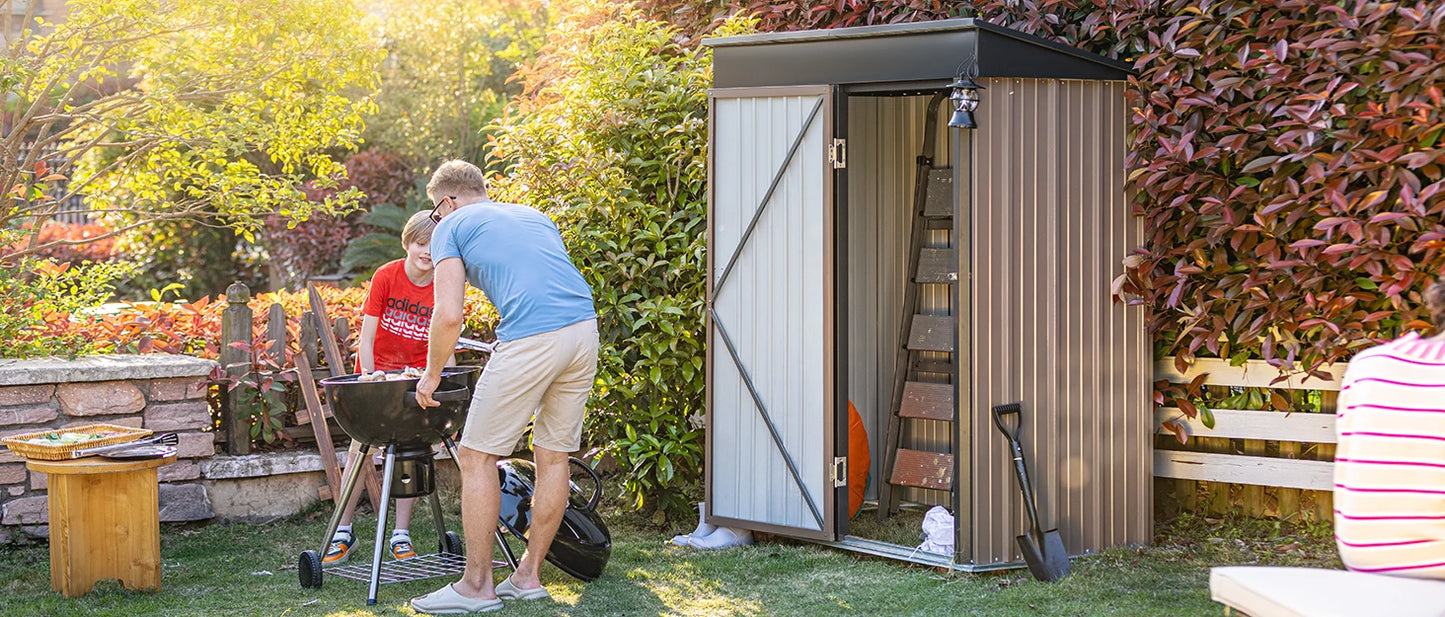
[670,501,717,546]
[688,526,753,549]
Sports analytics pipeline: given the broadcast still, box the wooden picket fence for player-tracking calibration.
[216,282,352,456]
[1153,356,1347,521]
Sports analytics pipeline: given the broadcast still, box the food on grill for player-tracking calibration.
[356,367,427,382]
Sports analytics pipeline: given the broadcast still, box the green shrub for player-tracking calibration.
[488,1,753,518]
[110,219,268,302]
[339,179,432,279]
[362,0,549,169]
[0,230,137,359]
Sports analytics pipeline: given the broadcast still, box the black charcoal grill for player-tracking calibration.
[298,366,482,605]
[297,365,611,605]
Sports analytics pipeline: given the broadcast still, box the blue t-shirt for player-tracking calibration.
[431,201,596,341]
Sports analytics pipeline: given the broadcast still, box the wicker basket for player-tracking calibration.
[1,423,153,461]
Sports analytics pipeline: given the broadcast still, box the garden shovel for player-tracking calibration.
[992,402,1070,582]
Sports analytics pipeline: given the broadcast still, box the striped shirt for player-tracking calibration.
[1334,331,1445,579]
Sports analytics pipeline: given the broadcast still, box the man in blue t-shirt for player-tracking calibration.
[413,160,599,614]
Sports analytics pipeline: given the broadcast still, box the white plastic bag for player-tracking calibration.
[917,506,954,555]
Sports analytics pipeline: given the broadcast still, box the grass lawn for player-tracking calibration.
[0,495,1340,617]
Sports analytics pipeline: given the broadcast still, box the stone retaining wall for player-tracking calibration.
[0,354,351,543]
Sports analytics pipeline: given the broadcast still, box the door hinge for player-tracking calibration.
[832,456,847,487]
[829,138,847,169]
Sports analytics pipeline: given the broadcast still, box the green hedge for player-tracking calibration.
[488,1,754,517]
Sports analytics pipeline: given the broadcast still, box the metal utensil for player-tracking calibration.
[71,433,179,459]
[100,445,177,460]
[992,402,1070,582]
[456,337,494,353]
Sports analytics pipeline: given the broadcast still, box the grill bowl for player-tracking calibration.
[319,366,480,448]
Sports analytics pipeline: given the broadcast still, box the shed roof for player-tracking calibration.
[702,18,1133,90]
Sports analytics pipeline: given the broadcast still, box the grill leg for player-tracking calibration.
[440,437,516,570]
[319,443,371,557]
[440,436,463,472]
[494,528,519,571]
[366,445,397,606]
[429,489,447,553]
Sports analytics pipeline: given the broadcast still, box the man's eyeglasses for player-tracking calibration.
[429,196,455,223]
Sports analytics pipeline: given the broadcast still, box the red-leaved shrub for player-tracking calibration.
[264,149,416,287]
[88,284,496,362]
[14,222,120,265]
[641,0,1445,378]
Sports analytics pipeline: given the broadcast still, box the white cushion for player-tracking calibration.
[1210,566,1445,617]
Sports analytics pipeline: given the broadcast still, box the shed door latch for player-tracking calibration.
[832,456,847,487]
[829,138,847,169]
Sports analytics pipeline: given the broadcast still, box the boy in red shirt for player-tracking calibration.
[326,211,454,563]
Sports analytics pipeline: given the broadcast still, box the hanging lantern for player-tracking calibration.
[947,75,984,129]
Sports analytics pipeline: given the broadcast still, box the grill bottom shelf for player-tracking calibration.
[326,552,503,585]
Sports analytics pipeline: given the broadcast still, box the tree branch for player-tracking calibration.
[4,206,213,262]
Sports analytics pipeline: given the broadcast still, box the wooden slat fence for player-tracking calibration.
[1154,357,1346,520]
[217,282,351,456]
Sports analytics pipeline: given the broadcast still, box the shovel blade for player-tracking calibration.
[1015,528,1070,582]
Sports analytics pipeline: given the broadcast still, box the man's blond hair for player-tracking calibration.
[427,160,488,199]
[400,210,436,247]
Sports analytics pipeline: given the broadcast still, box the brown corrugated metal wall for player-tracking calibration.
[963,78,1150,566]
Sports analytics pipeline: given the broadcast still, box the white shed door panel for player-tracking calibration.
[707,86,835,540]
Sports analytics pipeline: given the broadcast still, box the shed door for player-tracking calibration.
[706,86,837,540]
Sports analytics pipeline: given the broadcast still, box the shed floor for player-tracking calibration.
[846,503,929,548]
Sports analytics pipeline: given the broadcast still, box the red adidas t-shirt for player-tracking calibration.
[360,260,433,371]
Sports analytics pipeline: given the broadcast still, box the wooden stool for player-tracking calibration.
[25,455,175,598]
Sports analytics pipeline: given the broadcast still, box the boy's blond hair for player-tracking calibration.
[426,160,488,199]
[401,210,436,247]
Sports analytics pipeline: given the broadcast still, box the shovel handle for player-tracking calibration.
[992,402,1044,536]
[1010,440,1044,537]
[992,403,1021,441]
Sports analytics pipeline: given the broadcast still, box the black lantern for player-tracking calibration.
[947,75,984,129]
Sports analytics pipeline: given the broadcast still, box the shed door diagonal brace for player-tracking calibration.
[711,95,825,296]
[709,308,826,530]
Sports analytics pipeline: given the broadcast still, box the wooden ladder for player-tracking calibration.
[296,284,383,511]
[877,92,956,519]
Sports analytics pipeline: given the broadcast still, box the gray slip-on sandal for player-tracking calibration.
[410,583,503,614]
[496,576,551,601]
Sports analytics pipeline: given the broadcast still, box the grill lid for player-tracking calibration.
[497,458,612,581]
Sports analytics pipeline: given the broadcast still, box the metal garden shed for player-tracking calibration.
[701,18,1151,571]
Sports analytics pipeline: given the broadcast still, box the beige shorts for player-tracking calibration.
[460,319,599,456]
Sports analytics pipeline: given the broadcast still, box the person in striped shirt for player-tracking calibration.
[1334,278,1445,579]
